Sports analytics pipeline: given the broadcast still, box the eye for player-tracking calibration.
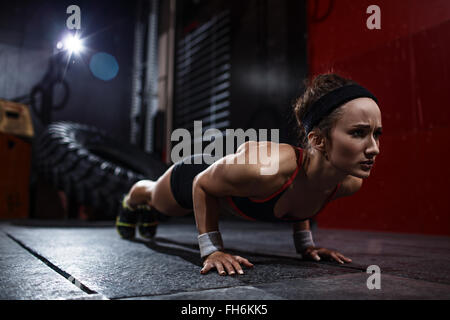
[351,129,365,137]
[374,131,383,139]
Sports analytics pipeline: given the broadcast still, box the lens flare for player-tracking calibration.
[63,34,84,54]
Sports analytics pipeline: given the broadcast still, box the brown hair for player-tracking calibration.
[293,73,357,149]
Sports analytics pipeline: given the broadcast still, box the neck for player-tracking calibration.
[299,148,347,193]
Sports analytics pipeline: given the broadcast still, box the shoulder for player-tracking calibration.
[332,176,363,200]
[195,143,275,197]
[237,141,296,164]
[237,141,297,177]
[237,140,291,153]
[197,141,294,196]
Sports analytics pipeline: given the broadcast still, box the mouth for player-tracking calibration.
[360,160,374,170]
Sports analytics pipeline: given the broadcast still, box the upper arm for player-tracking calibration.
[332,176,363,200]
[194,147,265,198]
[236,140,257,154]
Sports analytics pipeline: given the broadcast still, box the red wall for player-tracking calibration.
[308,0,450,235]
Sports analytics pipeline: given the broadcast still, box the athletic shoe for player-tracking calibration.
[137,206,159,240]
[115,195,138,239]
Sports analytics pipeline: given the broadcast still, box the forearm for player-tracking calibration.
[292,219,310,233]
[192,182,221,234]
[192,182,225,258]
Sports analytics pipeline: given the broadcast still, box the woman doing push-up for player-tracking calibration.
[116,73,383,276]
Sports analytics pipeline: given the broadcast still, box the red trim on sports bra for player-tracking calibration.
[224,145,341,223]
[249,146,303,203]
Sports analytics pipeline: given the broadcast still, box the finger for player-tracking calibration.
[337,253,352,263]
[230,259,244,275]
[200,262,213,275]
[234,256,254,268]
[214,262,227,276]
[331,252,344,264]
[310,250,321,261]
[222,261,236,276]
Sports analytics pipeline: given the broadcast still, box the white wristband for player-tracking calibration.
[198,231,224,258]
[293,230,315,253]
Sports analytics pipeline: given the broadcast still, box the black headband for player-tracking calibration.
[302,84,379,134]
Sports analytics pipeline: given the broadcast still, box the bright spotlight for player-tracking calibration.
[62,34,84,54]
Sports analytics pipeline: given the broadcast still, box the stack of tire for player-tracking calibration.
[36,122,168,219]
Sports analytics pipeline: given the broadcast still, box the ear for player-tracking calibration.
[307,130,327,154]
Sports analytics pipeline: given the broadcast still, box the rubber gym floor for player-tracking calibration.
[1,215,450,300]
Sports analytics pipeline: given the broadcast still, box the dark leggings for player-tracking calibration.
[169,154,211,210]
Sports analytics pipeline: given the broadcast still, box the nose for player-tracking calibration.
[365,135,380,158]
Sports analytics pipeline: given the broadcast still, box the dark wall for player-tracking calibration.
[0,0,137,139]
[175,0,308,146]
[228,0,307,145]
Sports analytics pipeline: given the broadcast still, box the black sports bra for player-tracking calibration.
[225,146,340,223]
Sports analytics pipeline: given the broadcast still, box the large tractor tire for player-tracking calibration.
[36,122,168,219]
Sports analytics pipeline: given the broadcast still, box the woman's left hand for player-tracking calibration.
[301,247,352,264]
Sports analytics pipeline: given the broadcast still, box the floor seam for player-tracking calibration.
[6,233,99,296]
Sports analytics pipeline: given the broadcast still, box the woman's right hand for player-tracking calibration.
[200,251,254,276]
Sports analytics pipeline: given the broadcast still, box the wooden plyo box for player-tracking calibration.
[0,99,34,219]
[0,133,31,219]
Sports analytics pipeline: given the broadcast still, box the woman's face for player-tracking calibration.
[327,98,383,179]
